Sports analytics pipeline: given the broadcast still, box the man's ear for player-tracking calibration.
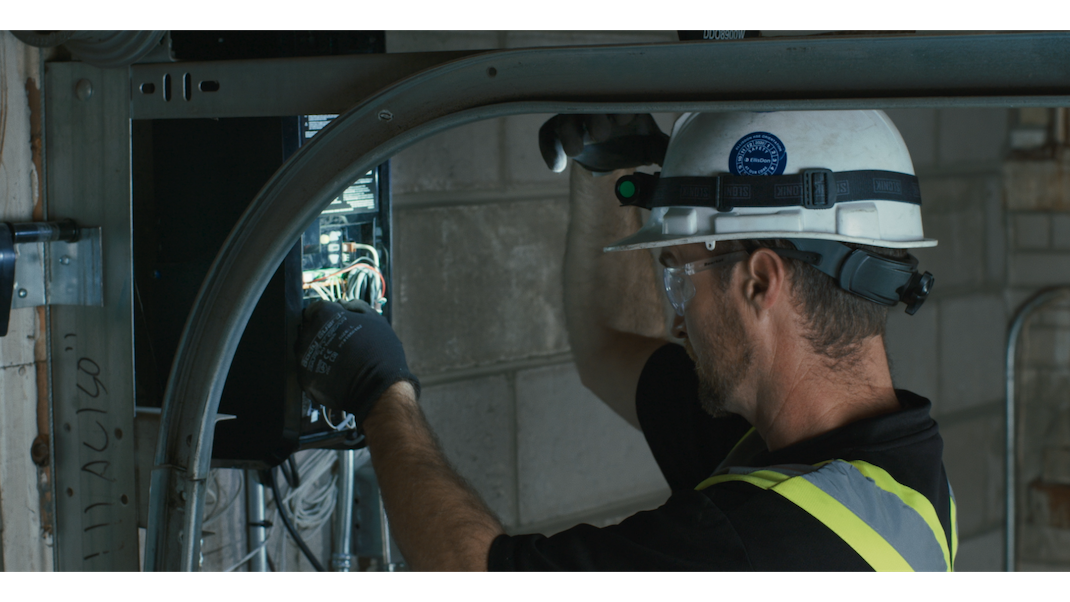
[739,248,788,314]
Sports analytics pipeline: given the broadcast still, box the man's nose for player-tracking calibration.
[671,312,687,339]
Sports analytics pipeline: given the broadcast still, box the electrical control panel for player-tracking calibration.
[292,114,393,452]
[132,32,392,471]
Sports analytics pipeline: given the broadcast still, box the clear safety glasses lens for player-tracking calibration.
[662,251,750,316]
[663,268,695,316]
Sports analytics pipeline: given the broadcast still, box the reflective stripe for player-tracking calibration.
[772,473,914,572]
[949,482,958,569]
[697,459,953,572]
[822,460,952,571]
[802,461,948,571]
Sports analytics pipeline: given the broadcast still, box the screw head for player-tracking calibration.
[75,79,94,101]
[59,255,71,265]
[378,110,393,122]
[17,288,27,298]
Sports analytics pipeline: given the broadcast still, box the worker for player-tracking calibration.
[294,109,957,571]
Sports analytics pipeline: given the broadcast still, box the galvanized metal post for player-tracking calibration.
[331,450,356,571]
[244,470,269,572]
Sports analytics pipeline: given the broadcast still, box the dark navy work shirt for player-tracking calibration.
[488,343,951,571]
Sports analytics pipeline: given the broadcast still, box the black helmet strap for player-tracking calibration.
[615,169,921,212]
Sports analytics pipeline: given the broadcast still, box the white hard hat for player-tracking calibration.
[604,110,937,252]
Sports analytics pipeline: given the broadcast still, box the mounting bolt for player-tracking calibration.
[179,490,188,502]
[17,288,27,298]
[378,110,393,122]
[59,255,71,265]
[30,435,49,467]
[75,79,93,102]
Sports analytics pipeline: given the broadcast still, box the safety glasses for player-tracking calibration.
[662,251,750,316]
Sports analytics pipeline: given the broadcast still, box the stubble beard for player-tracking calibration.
[684,304,753,419]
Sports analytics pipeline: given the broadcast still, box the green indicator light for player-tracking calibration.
[619,181,636,198]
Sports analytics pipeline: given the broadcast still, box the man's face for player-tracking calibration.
[661,244,754,418]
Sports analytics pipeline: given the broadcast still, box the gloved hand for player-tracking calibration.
[538,114,670,173]
[294,300,420,431]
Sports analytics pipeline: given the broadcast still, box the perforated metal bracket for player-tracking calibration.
[10,227,103,310]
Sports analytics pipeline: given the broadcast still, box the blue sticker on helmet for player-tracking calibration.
[729,132,787,176]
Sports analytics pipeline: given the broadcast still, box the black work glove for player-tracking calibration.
[294,300,420,431]
[538,114,670,173]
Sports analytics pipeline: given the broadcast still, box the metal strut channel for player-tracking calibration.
[146,32,1070,570]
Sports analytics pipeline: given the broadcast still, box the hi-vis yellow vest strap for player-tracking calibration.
[696,430,958,572]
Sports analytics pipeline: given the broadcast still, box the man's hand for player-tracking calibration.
[294,300,419,431]
[538,113,669,173]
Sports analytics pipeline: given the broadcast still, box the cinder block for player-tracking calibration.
[911,211,986,290]
[1052,214,1070,250]
[938,108,1009,165]
[938,295,1006,413]
[385,31,501,53]
[918,173,1001,215]
[985,178,1007,283]
[1019,524,1070,564]
[885,299,939,401]
[503,113,569,188]
[1003,156,1070,211]
[390,118,502,195]
[954,528,1004,572]
[394,199,570,374]
[504,31,677,49]
[1008,252,1070,287]
[1013,214,1052,250]
[515,363,666,527]
[941,411,1005,537]
[419,375,517,526]
[883,108,937,170]
[1016,369,1070,484]
[1043,447,1070,485]
[1022,324,1058,368]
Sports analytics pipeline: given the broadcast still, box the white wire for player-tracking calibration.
[350,243,379,267]
[204,469,243,528]
[223,508,277,573]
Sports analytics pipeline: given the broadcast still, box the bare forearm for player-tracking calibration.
[363,382,504,571]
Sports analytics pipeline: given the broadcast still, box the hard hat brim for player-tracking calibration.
[603,224,938,253]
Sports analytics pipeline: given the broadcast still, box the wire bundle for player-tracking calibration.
[222,448,371,572]
[304,244,386,311]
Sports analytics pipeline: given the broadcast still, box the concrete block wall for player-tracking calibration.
[388,30,678,536]
[883,108,1012,571]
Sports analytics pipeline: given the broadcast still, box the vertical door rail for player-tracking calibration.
[145,33,1070,570]
[1004,286,1070,572]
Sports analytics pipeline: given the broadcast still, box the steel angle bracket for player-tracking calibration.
[146,32,1070,570]
[10,228,105,311]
